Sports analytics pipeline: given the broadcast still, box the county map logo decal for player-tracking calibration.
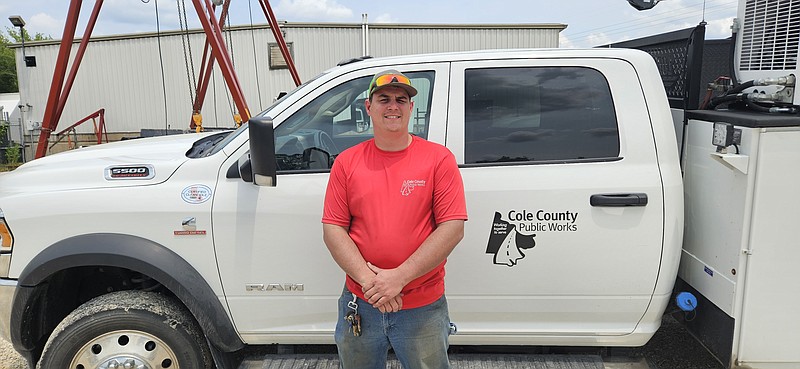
[486,209,579,267]
[486,212,536,267]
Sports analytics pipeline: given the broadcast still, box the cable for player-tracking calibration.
[212,68,219,127]
[153,0,169,135]
[702,0,707,21]
[565,0,736,45]
[726,80,755,96]
[708,93,742,109]
[565,0,735,39]
[248,0,264,111]
[222,8,238,119]
[177,0,197,105]
[729,25,739,87]
[224,14,236,70]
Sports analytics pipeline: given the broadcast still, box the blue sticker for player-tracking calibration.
[181,184,212,204]
[704,266,714,277]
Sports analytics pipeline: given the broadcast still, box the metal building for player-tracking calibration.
[11,21,564,156]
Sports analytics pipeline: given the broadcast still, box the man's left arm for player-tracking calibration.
[363,219,464,306]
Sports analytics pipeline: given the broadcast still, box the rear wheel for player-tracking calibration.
[37,290,212,369]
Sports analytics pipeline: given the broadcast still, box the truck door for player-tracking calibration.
[445,59,666,340]
[211,64,450,342]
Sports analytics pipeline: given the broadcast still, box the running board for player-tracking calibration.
[239,353,649,369]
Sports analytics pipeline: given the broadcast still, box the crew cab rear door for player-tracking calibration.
[444,58,665,338]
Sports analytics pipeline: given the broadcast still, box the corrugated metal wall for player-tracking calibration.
[15,22,564,134]
[368,26,562,56]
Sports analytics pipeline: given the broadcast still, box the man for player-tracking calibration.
[322,69,468,369]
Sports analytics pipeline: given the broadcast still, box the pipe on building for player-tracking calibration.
[361,13,370,57]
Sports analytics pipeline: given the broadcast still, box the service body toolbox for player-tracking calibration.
[678,109,800,369]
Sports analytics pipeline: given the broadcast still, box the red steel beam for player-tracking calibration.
[36,0,83,159]
[191,0,251,122]
[258,0,301,86]
[190,0,231,129]
[54,0,105,136]
[50,108,107,150]
[54,108,106,144]
[37,0,253,157]
[97,109,108,144]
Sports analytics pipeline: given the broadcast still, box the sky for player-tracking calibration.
[0,0,738,48]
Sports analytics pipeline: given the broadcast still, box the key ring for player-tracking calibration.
[347,293,358,314]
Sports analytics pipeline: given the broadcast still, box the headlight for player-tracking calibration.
[0,209,13,254]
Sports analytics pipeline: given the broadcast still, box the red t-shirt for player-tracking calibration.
[322,135,468,309]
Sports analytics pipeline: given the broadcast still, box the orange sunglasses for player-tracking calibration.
[369,74,412,94]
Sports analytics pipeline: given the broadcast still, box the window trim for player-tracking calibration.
[461,65,621,166]
[273,70,438,173]
[459,156,622,169]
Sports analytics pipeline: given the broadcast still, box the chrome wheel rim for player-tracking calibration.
[68,329,179,369]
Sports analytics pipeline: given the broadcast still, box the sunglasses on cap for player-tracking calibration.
[373,73,411,87]
[368,73,417,97]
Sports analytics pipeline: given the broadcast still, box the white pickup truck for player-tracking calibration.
[0,48,683,369]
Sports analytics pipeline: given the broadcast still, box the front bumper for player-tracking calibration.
[0,278,17,342]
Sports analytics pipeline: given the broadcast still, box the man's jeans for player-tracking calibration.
[335,288,451,369]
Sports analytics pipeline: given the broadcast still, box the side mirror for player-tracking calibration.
[248,117,278,186]
[627,0,660,10]
[355,119,370,134]
[225,152,254,181]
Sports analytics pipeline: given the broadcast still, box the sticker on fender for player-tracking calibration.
[181,184,212,204]
[174,230,207,236]
[175,216,206,235]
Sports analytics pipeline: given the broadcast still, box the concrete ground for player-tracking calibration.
[0,337,26,369]
[0,314,723,369]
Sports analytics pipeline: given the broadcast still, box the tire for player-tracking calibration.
[37,290,213,369]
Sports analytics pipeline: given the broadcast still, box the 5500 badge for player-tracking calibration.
[105,165,155,180]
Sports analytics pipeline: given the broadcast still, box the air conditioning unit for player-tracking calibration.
[735,0,800,105]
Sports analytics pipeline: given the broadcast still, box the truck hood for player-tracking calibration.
[0,133,215,195]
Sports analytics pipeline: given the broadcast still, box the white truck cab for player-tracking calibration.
[0,48,682,369]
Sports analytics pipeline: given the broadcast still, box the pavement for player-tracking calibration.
[0,337,26,369]
[0,313,723,369]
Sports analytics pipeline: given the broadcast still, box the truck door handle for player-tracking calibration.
[590,193,648,207]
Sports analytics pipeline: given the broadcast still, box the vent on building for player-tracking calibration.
[268,43,294,70]
[739,0,800,71]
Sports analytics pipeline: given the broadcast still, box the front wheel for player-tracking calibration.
[38,290,213,369]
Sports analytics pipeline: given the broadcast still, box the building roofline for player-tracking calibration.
[8,21,567,48]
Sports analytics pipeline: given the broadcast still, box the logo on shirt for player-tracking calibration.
[400,179,426,196]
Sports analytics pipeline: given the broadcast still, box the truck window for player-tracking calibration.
[274,71,435,171]
[464,67,620,164]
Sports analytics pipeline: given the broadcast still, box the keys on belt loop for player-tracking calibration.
[344,293,361,337]
[347,293,358,314]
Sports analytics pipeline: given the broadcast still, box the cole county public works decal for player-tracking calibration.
[486,210,579,267]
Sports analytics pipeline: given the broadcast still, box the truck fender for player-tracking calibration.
[12,233,244,354]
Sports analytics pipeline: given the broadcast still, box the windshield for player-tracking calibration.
[202,73,325,157]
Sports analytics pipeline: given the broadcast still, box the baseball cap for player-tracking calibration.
[368,70,418,98]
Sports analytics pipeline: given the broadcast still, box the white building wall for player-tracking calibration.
[14,22,564,135]
[368,25,563,57]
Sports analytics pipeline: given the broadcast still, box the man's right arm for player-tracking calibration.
[322,223,374,285]
[323,223,403,312]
